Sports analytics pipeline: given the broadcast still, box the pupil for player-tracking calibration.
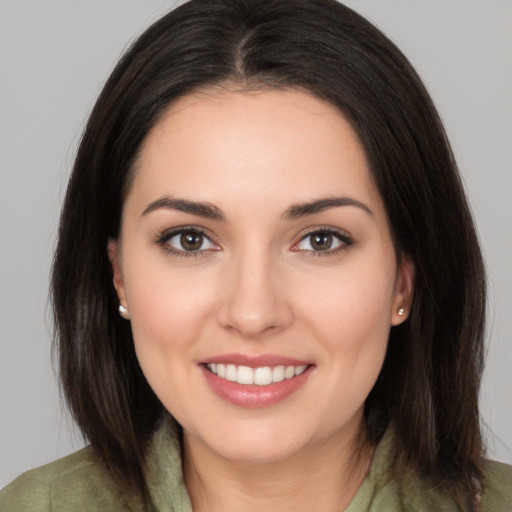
[311,233,332,251]
[181,232,202,251]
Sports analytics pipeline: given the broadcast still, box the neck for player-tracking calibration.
[183,421,374,512]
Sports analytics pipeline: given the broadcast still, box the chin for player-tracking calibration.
[214,437,304,464]
[192,418,311,464]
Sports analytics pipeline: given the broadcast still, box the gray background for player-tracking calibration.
[1,0,511,488]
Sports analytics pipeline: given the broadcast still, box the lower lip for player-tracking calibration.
[201,365,313,408]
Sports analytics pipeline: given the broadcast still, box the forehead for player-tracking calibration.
[128,88,383,218]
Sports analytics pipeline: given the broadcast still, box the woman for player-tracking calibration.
[1,0,510,510]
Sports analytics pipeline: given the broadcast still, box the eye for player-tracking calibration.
[157,227,218,255]
[294,228,352,254]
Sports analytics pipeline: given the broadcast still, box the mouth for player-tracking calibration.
[200,356,314,408]
[205,363,308,386]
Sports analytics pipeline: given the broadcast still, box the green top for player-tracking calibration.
[1,418,511,511]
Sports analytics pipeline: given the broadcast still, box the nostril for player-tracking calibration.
[216,264,294,336]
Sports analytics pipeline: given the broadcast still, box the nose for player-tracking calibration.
[217,250,293,339]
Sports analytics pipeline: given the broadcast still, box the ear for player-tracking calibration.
[107,238,128,308]
[390,254,415,326]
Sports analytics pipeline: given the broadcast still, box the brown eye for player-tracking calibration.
[295,229,351,254]
[180,232,204,251]
[164,229,216,253]
[310,233,334,251]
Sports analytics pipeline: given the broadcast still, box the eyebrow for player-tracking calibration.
[141,195,372,221]
[142,197,225,221]
[283,197,373,219]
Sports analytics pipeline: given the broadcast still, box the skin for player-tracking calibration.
[109,88,414,512]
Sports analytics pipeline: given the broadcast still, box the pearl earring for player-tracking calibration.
[398,307,404,316]
[118,304,129,318]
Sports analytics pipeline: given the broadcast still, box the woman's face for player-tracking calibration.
[109,89,412,463]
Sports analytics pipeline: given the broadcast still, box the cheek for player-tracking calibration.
[309,267,394,416]
[122,262,220,417]
[123,258,218,361]
[306,261,395,333]
[298,253,396,380]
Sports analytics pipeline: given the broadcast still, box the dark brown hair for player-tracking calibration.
[52,0,486,508]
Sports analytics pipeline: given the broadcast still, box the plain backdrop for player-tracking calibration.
[1,0,511,488]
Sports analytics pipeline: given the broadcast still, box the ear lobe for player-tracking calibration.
[107,238,127,304]
[391,255,415,326]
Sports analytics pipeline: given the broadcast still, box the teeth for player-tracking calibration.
[237,365,254,385]
[294,365,307,376]
[284,366,295,379]
[206,363,308,386]
[254,366,273,386]
[272,365,285,383]
[225,364,237,382]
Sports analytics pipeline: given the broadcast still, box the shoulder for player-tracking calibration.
[363,427,512,511]
[0,447,136,512]
[481,459,512,512]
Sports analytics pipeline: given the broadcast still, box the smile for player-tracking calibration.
[206,363,308,386]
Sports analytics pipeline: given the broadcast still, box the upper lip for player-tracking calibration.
[200,353,311,368]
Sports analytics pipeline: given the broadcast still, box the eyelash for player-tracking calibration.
[154,225,353,259]
[155,226,219,259]
[293,226,353,258]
